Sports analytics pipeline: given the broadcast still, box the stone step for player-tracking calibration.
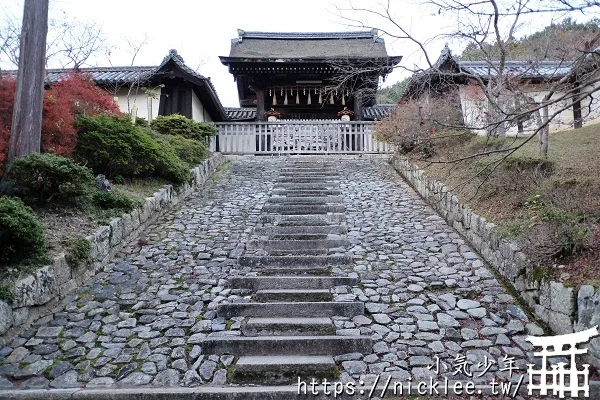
[258,266,331,276]
[277,180,337,185]
[278,172,338,177]
[238,255,352,267]
[217,301,364,318]
[255,289,332,302]
[200,335,372,356]
[267,249,330,256]
[267,233,344,241]
[232,355,337,384]
[227,276,358,290]
[260,214,345,224]
[247,239,349,251]
[262,204,346,215]
[280,168,338,173]
[272,189,341,196]
[254,226,347,236]
[242,317,335,336]
[266,233,329,240]
[266,196,342,204]
[275,183,338,190]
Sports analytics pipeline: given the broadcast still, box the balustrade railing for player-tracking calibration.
[211,120,392,154]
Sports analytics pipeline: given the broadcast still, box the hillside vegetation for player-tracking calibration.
[415,125,600,286]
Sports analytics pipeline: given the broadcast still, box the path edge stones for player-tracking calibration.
[0,153,226,346]
[1,381,599,399]
[391,153,600,369]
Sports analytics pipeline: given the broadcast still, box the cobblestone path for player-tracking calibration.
[0,157,545,398]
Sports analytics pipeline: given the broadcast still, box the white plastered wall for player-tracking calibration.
[457,82,598,135]
[112,87,161,121]
[191,91,213,123]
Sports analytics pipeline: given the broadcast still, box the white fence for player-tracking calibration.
[211,120,393,155]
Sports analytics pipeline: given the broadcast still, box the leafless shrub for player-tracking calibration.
[375,96,464,157]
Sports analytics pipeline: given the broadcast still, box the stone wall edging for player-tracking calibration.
[0,153,225,345]
[391,154,600,367]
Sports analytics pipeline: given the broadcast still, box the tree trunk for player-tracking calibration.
[7,0,49,167]
[539,102,549,158]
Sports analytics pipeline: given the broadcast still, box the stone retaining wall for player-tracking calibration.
[0,154,225,345]
[392,154,600,367]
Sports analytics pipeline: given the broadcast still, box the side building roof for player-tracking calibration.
[403,44,573,99]
[14,50,228,121]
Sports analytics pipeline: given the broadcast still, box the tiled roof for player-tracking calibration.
[428,44,572,79]
[44,66,155,85]
[363,104,395,120]
[157,50,227,121]
[403,44,577,99]
[35,50,227,121]
[156,49,210,82]
[224,105,394,121]
[228,29,391,59]
[225,107,256,121]
[458,60,572,79]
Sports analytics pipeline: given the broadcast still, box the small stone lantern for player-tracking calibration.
[265,108,281,122]
[337,107,354,121]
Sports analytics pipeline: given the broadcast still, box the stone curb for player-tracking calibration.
[0,153,226,345]
[391,154,600,368]
[1,381,599,399]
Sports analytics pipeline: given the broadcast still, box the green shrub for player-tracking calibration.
[0,284,13,303]
[0,196,47,267]
[74,114,189,184]
[134,117,148,127]
[74,114,159,177]
[150,114,216,141]
[157,146,190,185]
[92,190,139,211]
[65,237,91,271]
[6,153,94,205]
[153,134,207,167]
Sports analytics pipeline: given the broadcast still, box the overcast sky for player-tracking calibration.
[1,0,597,107]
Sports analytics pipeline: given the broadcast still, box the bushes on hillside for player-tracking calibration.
[472,155,554,199]
[152,133,207,167]
[5,153,94,205]
[92,190,140,211]
[74,114,189,184]
[0,73,120,177]
[0,196,47,268]
[150,114,216,140]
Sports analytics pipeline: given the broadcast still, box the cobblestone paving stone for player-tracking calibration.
[332,159,552,399]
[0,157,558,399]
[0,160,279,389]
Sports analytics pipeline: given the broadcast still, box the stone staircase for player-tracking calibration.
[200,160,372,385]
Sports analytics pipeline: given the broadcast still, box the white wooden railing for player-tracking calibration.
[211,120,393,155]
